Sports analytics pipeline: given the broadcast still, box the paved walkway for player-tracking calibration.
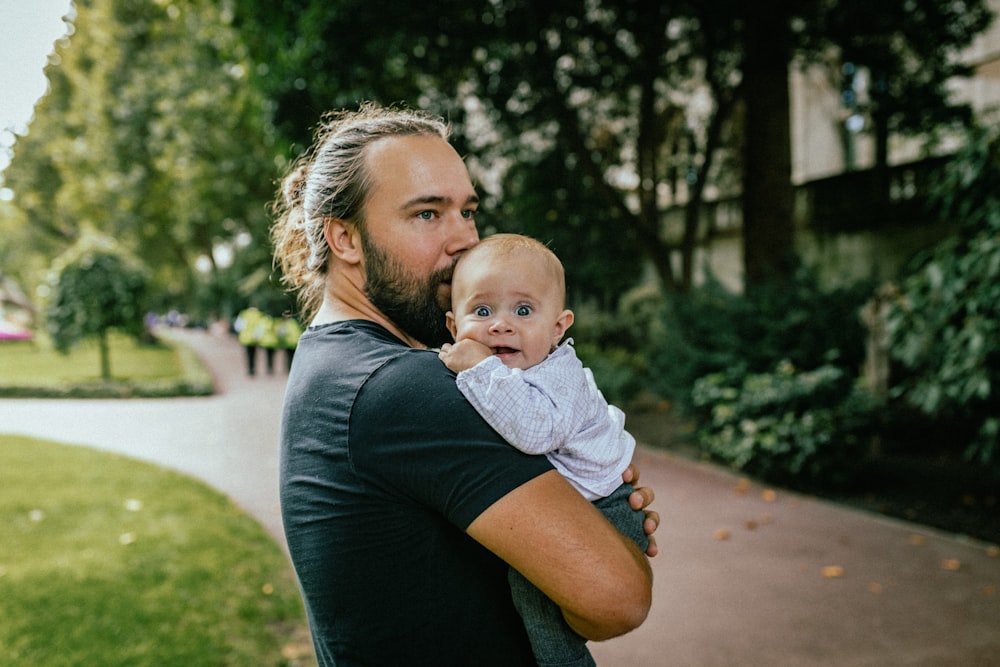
[2,328,998,666]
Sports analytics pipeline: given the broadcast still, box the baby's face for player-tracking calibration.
[448,252,571,371]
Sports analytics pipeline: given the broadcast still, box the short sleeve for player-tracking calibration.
[349,349,553,529]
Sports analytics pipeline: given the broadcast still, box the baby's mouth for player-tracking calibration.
[493,346,518,355]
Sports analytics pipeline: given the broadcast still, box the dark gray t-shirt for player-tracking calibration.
[279,320,552,666]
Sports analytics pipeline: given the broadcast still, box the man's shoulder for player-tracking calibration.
[363,345,460,403]
[299,320,415,364]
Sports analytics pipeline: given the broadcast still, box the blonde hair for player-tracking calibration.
[455,234,567,306]
[271,102,450,319]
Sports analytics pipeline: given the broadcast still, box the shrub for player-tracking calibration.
[649,268,873,408]
[884,121,1000,467]
[570,284,665,405]
[691,361,874,487]
[574,342,647,405]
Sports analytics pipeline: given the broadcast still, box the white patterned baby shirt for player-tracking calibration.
[454,339,635,501]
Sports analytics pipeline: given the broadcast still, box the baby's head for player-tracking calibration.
[446,234,574,371]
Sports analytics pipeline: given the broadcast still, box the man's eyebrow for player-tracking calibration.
[400,194,480,210]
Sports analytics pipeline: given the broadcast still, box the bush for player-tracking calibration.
[691,361,874,487]
[570,284,665,405]
[574,342,647,405]
[649,267,873,408]
[884,122,1000,466]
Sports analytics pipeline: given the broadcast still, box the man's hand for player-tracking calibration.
[623,463,659,557]
[439,339,494,373]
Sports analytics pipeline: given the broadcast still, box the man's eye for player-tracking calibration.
[515,305,532,316]
[474,306,491,317]
[417,210,435,220]
[461,209,477,219]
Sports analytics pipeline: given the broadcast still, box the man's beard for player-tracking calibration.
[361,235,454,348]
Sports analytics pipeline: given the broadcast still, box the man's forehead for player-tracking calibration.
[365,135,475,198]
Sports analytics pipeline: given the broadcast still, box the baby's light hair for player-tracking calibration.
[455,234,566,306]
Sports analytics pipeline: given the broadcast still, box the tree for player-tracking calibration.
[45,234,148,381]
[805,0,993,200]
[234,0,747,295]
[3,0,277,320]
[741,0,796,284]
[232,0,994,296]
[885,121,1000,467]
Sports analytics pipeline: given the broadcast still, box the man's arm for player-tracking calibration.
[466,469,653,640]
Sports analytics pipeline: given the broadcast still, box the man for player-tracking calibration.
[272,103,657,666]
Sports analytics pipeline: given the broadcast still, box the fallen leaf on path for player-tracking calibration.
[868,582,883,594]
[735,479,751,495]
[909,534,927,546]
[761,489,777,502]
[983,585,996,597]
[986,545,1000,558]
[940,559,961,571]
[713,528,731,541]
[821,565,844,578]
[744,520,758,531]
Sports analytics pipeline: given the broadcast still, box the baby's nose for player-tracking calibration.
[489,317,513,333]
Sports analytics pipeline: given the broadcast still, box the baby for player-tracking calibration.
[439,233,647,667]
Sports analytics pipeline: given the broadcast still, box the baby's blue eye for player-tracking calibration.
[515,305,532,316]
[474,306,491,317]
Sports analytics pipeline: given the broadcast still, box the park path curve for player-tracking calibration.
[2,327,998,667]
[1,327,288,541]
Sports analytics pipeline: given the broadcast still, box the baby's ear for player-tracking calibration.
[554,308,574,342]
[445,311,458,340]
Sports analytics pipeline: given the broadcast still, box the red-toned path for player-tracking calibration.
[3,328,998,666]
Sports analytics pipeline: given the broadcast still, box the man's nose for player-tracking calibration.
[445,215,479,255]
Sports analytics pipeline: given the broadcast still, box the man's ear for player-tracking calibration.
[445,311,458,341]
[324,218,362,264]
[553,308,574,343]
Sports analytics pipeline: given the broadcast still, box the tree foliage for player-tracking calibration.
[885,121,1000,466]
[45,234,148,380]
[234,0,992,297]
[3,0,278,320]
[234,0,746,295]
[804,0,993,172]
[6,0,991,321]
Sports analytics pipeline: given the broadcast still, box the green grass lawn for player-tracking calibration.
[0,333,213,398]
[0,435,315,666]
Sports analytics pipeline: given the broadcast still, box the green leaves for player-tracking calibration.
[885,122,1000,465]
[45,234,148,379]
[691,361,873,485]
[4,0,277,321]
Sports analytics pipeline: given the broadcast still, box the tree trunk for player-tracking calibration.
[98,330,112,381]
[872,91,892,220]
[741,0,796,287]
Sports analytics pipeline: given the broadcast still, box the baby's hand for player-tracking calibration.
[439,339,493,372]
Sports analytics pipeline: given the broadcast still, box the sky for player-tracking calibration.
[0,0,74,177]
